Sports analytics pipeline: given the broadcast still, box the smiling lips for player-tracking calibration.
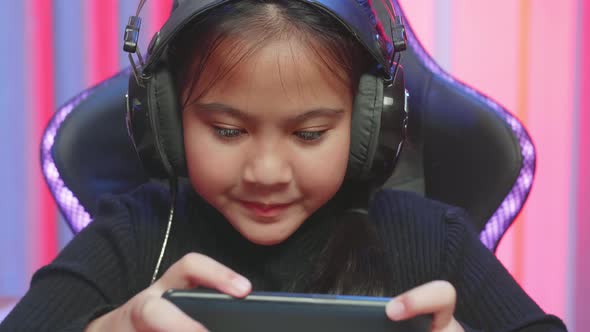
[239,200,293,218]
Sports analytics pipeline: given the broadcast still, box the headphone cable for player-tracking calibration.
[151,177,178,284]
[137,0,148,16]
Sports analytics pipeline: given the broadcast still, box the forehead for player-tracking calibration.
[186,37,353,112]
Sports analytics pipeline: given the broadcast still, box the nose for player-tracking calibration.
[242,143,293,188]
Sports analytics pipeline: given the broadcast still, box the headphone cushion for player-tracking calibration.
[347,73,384,181]
[147,65,187,176]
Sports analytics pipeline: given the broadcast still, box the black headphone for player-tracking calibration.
[124,0,409,186]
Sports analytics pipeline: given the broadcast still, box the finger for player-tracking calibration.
[154,253,252,297]
[133,296,209,332]
[386,280,456,329]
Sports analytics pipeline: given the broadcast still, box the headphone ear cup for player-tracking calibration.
[126,63,186,179]
[370,65,408,184]
[347,73,384,181]
[146,64,187,177]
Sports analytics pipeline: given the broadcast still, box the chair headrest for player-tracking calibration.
[42,0,535,252]
[384,0,534,251]
[42,70,149,231]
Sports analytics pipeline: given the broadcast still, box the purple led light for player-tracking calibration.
[0,302,16,324]
[43,5,535,247]
[479,117,535,250]
[393,1,536,250]
[41,90,97,233]
[42,71,130,233]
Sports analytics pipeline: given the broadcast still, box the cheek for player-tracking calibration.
[295,124,351,199]
[183,112,352,204]
[183,120,241,195]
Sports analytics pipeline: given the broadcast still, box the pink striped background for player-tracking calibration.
[1,1,587,330]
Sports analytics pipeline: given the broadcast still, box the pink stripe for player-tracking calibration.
[25,0,57,270]
[147,0,173,37]
[450,1,574,319]
[497,0,533,285]
[521,1,576,319]
[576,0,590,238]
[86,0,119,86]
[449,0,522,278]
[450,0,520,110]
[397,0,435,55]
[574,1,590,329]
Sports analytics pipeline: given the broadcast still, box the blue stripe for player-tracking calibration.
[53,0,85,248]
[53,1,84,106]
[0,1,28,296]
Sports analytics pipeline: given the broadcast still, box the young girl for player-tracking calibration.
[0,0,567,331]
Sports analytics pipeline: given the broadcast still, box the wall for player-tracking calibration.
[0,1,587,330]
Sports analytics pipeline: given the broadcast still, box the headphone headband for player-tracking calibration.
[124,0,406,84]
[124,0,410,283]
[124,0,410,184]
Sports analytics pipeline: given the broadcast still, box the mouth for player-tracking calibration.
[238,200,293,219]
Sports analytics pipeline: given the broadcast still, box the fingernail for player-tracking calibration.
[387,300,405,320]
[232,276,251,294]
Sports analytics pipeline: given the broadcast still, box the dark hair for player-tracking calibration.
[169,0,394,296]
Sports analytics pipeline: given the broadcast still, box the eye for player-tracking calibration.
[213,126,246,139]
[294,130,326,142]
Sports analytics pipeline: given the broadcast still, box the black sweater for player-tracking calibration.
[0,182,567,331]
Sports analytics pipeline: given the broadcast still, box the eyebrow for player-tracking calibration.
[193,102,345,122]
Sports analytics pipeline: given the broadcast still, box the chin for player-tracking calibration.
[240,227,292,246]
[245,235,286,246]
[233,220,298,246]
[222,205,310,246]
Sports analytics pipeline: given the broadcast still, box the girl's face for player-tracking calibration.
[182,38,353,245]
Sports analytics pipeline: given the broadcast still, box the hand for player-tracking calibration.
[85,253,252,332]
[386,280,464,332]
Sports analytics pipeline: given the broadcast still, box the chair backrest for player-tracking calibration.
[41,0,535,252]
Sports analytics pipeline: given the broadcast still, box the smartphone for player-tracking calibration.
[163,289,432,331]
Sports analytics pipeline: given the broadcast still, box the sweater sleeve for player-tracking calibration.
[441,208,568,331]
[0,194,144,332]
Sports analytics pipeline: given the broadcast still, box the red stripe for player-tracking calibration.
[148,0,173,38]
[26,0,57,269]
[86,0,119,86]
